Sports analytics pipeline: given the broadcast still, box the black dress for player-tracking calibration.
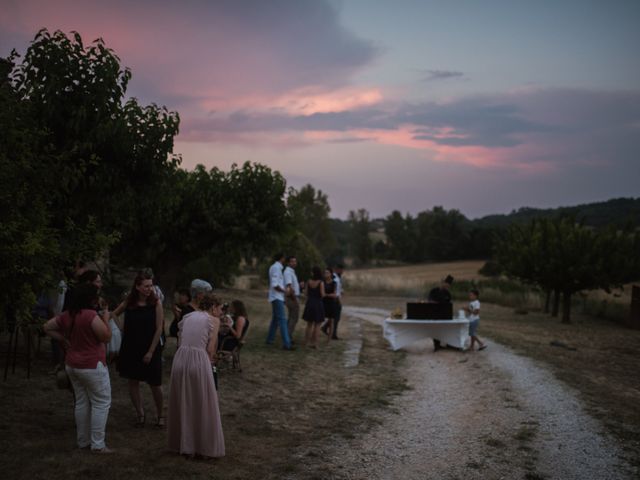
[302,283,325,323]
[323,280,337,319]
[218,316,250,351]
[117,304,162,386]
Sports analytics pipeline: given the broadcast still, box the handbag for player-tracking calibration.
[107,318,122,358]
[56,314,76,390]
[55,364,70,390]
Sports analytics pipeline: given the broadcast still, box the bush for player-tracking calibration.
[479,260,502,277]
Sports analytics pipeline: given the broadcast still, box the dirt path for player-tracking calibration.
[293,307,637,480]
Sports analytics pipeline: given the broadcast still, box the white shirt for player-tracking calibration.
[333,273,342,298]
[284,266,300,297]
[53,280,67,315]
[153,285,165,304]
[268,261,285,302]
[469,299,480,322]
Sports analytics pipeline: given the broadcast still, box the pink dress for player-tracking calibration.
[167,311,225,457]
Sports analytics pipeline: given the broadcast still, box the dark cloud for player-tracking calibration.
[2,0,379,99]
[421,70,465,82]
[397,100,552,147]
[183,87,640,174]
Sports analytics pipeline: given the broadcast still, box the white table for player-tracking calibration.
[383,318,470,351]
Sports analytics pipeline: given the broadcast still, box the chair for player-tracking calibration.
[216,320,249,372]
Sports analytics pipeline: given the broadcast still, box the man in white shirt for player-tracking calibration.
[283,256,301,341]
[266,253,294,350]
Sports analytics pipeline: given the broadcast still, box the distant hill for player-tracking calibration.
[472,197,640,229]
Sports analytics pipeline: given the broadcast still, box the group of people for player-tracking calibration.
[426,275,486,352]
[44,269,232,458]
[265,253,345,350]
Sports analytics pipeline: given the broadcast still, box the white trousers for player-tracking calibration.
[66,361,111,450]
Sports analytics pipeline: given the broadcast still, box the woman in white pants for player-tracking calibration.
[45,283,113,453]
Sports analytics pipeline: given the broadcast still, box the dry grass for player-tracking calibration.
[4,261,638,477]
[344,260,485,296]
[0,289,408,480]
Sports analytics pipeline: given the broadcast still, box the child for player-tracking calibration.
[466,289,487,351]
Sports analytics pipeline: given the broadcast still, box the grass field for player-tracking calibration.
[0,289,407,480]
[2,262,638,477]
[343,260,485,296]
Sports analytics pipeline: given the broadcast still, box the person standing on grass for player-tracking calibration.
[44,284,113,453]
[427,275,454,351]
[113,270,165,427]
[321,268,338,342]
[331,264,344,339]
[266,253,294,350]
[284,255,301,342]
[465,289,487,351]
[302,266,326,348]
[168,293,225,459]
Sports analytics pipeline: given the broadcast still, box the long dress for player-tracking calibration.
[167,310,225,458]
[302,283,325,323]
[117,304,162,386]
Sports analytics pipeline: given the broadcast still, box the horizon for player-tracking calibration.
[330,195,639,222]
[2,0,639,219]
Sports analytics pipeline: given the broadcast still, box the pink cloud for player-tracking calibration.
[2,0,377,112]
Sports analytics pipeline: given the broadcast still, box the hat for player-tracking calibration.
[444,275,454,285]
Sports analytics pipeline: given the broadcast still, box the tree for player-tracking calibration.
[348,209,373,266]
[0,47,117,323]
[7,29,180,277]
[384,210,417,262]
[137,162,289,292]
[287,184,336,258]
[496,216,640,323]
[415,206,469,261]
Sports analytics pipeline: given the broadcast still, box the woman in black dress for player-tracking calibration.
[218,299,249,352]
[322,268,338,342]
[302,266,325,348]
[113,271,165,427]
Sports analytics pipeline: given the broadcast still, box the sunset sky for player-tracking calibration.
[2,0,639,218]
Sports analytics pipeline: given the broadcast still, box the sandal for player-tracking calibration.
[156,416,166,428]
[135,412,145,428]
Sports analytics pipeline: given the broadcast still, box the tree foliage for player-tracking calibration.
[286,184,336,258]
[495,217,640,323]
[382,206,491,263]
[0,30,290,323]
[348,208,373,266]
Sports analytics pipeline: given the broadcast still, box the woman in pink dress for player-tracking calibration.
[167,293,225,458]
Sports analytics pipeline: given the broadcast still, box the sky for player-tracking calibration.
[2,0,639,219]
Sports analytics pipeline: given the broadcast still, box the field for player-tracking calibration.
[0,289,407,480]
[343,260,485,296]
[2,262,639,477]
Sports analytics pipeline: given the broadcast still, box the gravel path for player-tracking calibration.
[294,307,637,480]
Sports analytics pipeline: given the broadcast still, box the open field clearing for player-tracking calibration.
[343,260,485,295]
[2,278,638,478]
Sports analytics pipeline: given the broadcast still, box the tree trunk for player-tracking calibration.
[561,290,572,324]
[544,290,552,314]
[155,254,183,305]
[551,289,560,317]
